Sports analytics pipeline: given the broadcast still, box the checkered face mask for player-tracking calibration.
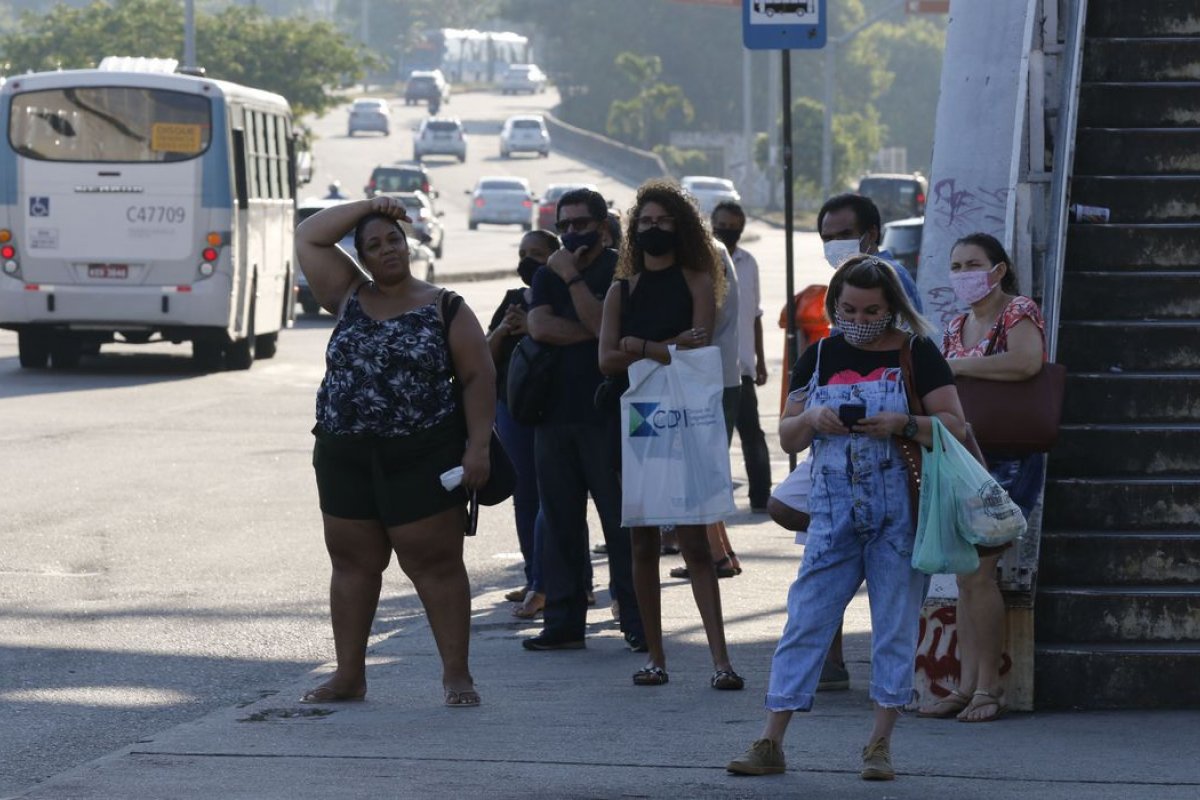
[835,312,893,346]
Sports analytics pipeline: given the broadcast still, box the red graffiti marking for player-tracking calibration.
[915,605,1012,699]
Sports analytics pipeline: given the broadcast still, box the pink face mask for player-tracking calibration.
[950,264,1000,305]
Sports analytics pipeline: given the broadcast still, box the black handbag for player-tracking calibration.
[506,335,559,424]
[439,290,516,512]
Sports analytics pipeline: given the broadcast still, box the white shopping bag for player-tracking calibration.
[620,346,734,526]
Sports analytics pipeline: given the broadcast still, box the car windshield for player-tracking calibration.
[426,121,459,132]
[409,77,436,87]
[353,101,383,110]
[373,171,423,192]
[480,179,526,191]
[883,225,922,253]
[688,181,731,192]
[512,120,542,129]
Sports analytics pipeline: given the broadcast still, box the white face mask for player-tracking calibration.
[823,238,863,270]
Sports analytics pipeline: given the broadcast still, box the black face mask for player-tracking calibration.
[636,227,677,257]
[517,256,542,286]
[714,228,742,252]
[561,229,600,254]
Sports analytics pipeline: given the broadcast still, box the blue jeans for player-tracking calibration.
[496,402,543,592]
[534,421,642,640]
[987,453,1046,519]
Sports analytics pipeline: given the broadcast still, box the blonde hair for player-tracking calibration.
[825,255,934,337]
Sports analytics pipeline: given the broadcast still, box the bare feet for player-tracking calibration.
[512,591,545,619]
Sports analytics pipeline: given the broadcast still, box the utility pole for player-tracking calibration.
[183,0,195,70]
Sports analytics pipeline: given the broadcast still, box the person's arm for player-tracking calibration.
[296,197,405,313]
[546,247,605,336]
[527,305,593,345]
[754,315,767,385]
[948,318,1044,380]
[598,283,640,375]
[485,296,514,364]
[852,340,968,446]
[447,301,497,491]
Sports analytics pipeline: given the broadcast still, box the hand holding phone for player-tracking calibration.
[838,403,867,431]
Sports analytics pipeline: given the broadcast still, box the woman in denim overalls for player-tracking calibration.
[729,256,968,782]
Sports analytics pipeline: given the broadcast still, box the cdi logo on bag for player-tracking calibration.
[629,402,720,438]
[629,403,660,437]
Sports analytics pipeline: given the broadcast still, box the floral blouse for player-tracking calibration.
[315,288,456,436]
[941,295,1045,359]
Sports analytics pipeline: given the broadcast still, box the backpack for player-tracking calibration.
[506,335,559,425]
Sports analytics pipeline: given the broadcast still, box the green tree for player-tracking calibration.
[605,53,694,150]
[0,0,366,117]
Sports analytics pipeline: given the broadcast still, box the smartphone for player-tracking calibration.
[838,403,867,430]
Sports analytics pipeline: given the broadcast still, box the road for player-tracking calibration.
[0,86,830,796]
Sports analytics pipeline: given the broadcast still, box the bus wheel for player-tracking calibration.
[226,297,256,371]
[192,339,223,372]
[255,332,278,360]
[17,329,51,369]
[49,335,83,369]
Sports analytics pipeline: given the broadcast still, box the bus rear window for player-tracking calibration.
[9,86,212,162]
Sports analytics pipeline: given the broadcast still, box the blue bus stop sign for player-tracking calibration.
[742,0,827,49]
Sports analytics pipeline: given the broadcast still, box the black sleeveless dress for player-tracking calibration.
[621,264,693,342]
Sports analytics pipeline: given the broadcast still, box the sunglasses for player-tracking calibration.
[555,216,598,233]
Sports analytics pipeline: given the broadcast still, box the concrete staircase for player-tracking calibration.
[1036,1,1200,709]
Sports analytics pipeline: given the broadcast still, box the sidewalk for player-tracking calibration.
[8,511,1198,799]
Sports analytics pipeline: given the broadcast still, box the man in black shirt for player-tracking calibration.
[523,188,644,651]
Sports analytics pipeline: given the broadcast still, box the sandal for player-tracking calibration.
[917,688,971,718]
[958,689,1006,722]
[444,687,482,708]
[632,666,669,686]
[512,591,545,619]
[504,586,530,603]
[669,557,741,580]
[299,685,366,705]
[711,669,745,691]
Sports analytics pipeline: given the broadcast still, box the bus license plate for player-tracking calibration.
[88,264,128,279]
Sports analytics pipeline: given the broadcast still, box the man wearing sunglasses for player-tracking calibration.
[522,188,645,653]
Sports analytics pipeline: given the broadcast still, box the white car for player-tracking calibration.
[413,117,467,163]
[392,190,445,259]
[347,98,390,136]
[499,115,550,158]
[681,175,741,217]
[467,176,536,231]
[499,64,548,94]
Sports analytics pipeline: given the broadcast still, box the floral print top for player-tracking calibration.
[941,295,1045,359]
[315,288,456,436]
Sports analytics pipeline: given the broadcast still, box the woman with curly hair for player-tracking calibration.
[598,180,742,691]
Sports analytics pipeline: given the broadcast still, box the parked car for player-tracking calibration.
[499,114,551,158]
[467,176,536,231]
[405,70,451,106]
[857,173,928,225]
[294,198,358,314]
[681,175,741,216]
[880,216,924,279]
[392,190,445,259]
[347,98,390,136]
[499,64,548,94]
[365,163,435,198]
[536,182,599,231]
[413,117,467,163]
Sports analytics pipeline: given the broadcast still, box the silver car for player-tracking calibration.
[499,115,550,158]
[681,175,741,216]
[499,64,547,94]
[467,176,535,231]
[393,190,445,259]
[347,98,390,136]
[413,117,467,162]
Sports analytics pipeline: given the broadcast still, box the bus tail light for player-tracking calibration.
[206,232,222,247]
[0,229,12,243]
[1,240,17,277]
[198,244,219,277]
[202,247,218,262]
[1,245,15,259]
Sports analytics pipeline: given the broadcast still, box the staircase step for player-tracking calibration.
[1036,586,1200,642]
[1051,424,1200,476]
[1062,271,1200,319]
[1084,37,1200,82]
[1043,477,1200,531]
[1035,642,1200,709]
[1075,128,1200,175]
[1079,83,1200,128]
[1065,223,1200,270]
[1070,177,1200,223]
[1040,531,1200,585]
[1064,372,1200,424]
[1057,320,1200,370]
[1087,2,1200,38]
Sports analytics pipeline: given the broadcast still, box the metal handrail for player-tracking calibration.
[1042,0,1089,361]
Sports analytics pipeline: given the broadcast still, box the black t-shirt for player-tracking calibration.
[528,248,618,425]
[789,334,954,400]
[487,287,530,402]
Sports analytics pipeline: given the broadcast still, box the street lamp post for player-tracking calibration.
[184,0,195,70]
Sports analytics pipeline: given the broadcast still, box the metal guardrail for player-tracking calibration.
[542,113,671,189]
[1042,0,1089,361]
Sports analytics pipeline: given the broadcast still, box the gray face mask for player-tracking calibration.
[834,312,893,346]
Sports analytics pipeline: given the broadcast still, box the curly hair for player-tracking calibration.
[616,180,726,305]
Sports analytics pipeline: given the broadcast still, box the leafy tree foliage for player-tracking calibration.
[605,53,694,151]
[0,0,365,117]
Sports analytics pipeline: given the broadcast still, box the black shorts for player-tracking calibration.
[312,418,468,527]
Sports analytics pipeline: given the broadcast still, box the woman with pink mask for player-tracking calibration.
[919,232,1046,723]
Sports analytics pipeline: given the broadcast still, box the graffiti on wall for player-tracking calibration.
[913,604,1012,702]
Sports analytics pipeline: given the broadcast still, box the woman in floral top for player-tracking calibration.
[296,195,494,708]
[920,232,1046,723]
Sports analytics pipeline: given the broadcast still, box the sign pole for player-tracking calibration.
[781,48,798,471]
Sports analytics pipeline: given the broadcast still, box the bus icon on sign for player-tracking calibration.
[29,196,50,217]
[753,1,812,16]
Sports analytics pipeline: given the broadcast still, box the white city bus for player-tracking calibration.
[0,57,297,370]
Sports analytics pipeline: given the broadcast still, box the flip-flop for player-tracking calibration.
[444,687,482,708]
[917,688,971,718]
[958,690,1006,722]
[299,685,366,704]
[632,666,669,686]
[711,669,745,690]
[512,592,545,619]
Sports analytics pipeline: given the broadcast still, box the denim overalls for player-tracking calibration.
[766,338,930,712]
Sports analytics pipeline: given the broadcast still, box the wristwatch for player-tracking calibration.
[901,414,919,440]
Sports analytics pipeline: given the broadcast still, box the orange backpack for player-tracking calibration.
[778,285,831,411]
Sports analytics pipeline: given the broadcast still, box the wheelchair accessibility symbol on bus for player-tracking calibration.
[29,196,50,217]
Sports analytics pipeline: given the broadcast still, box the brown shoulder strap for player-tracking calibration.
[898,335,924,415]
